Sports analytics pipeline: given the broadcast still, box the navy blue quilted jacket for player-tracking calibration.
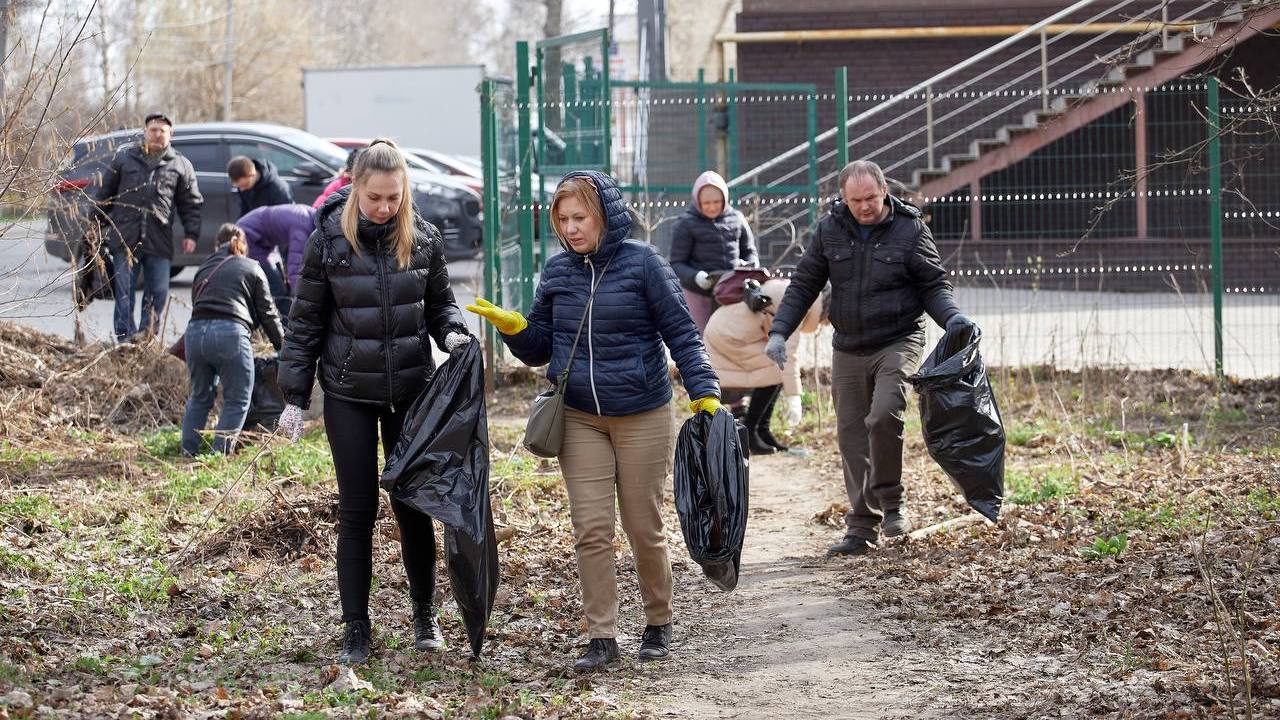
[502,171,720,416]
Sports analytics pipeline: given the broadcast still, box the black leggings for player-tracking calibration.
[325,395,437,623]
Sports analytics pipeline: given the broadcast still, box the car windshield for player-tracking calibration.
[276,128,349,170]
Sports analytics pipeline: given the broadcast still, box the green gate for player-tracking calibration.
[481,29,822,368]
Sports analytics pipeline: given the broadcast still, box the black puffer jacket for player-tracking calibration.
[236,159,294,217]
[190,247,284,350]
[276,187,468,409]
[668,207,758,295]
[771,195,959,353]
[94,141,203,259]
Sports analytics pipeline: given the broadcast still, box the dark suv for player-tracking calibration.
[45,122,483,270]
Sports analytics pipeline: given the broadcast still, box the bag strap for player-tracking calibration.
[193,254,237,302]
[558,253,615,383]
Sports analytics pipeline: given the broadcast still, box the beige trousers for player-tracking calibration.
[559,403,675,639]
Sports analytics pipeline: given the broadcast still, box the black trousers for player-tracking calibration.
[325,395,436,623]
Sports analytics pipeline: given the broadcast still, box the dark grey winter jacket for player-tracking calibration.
[276,187,468,410]
[771,195,959,353]
[93,142,203,259]
[667,207,758,295]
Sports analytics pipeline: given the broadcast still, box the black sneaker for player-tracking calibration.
[828,535,875,556]
[336,618,372,665]
[412,602,444,652]
[882,509,913,537]
[573,638,620,672]
[638,623,673,662]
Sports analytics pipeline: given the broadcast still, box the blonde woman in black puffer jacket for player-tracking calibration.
[276,139,472,665]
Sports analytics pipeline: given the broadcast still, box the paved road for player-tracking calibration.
[0,220,484,361]
[3,219,1275,377]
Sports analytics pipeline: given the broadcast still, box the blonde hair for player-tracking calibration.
[341,138,415,269]
[550,176,606,251]
[216,223,247,256]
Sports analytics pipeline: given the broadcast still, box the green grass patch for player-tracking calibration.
[256,435,332,485]
[0,442,60,476]
[1243,489,1280,520]
[140,427,185,458]
[1006,465,1077,505]
[0,493,70,530]
[491,455,558,495]
[1006,419,1052,447]
[1120,499,1210,533]
[65,559,175,606]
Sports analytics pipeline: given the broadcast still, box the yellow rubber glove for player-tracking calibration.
[466,297,528,335]
[689,396,722,415]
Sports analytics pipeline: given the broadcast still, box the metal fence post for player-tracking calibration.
[479,78,498,385]
[1207,75,1224,381]
[516,41,535,312]
[602,28,613,173]
[807,89,819,227]
[835,67,848,172]
[728,68,738,194]
[697,68,708,170]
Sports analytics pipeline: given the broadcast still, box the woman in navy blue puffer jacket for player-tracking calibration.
[469,170,720,672]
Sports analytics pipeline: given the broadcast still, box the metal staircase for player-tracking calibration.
[727,0,1280,247]
[913,1,1280,203]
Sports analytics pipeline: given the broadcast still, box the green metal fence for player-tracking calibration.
[482,36,1278,379]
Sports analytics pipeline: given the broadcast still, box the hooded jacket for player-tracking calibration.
[501,170,720,416]
[236,159,294,217]
[771,195,959,354]
[236,203,316,288]
[668,171,758,295]
[93,141,203,259]
[704,278,821,395]
[276,187,469,410]
[190,246,284,350]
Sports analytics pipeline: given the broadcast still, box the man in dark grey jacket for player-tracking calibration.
[94,112,203,342]
[766,160,976,556]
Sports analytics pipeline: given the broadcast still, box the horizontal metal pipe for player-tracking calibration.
[715,21,1214,44]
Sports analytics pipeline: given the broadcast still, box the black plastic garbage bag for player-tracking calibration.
[673,408,749,591]
[908,325,1005,522]
[241,357,285,432]
[380,341,498,657]
[73,240,115,309]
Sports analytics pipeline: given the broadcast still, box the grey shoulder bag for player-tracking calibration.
[524,257,611,458]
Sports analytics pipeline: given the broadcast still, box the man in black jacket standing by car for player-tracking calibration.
[226,155,293,217]
[766,160,976,556]
[95,112,203,343]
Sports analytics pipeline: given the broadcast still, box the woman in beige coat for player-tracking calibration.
[704,278,824,454]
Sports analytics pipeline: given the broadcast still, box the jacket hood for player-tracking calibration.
[555,170,631,260]
[317,184,350,232]
[690,170,730,213]
[253,158,280,183]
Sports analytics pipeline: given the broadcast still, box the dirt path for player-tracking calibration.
[629,451,950,720]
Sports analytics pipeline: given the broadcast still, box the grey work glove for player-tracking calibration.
[277,404,305,442]
[945,313,977,333]
[765,333,788,370]
[444,331,473,353]
[694,270,714,290]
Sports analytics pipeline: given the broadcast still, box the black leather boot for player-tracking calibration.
[412,601,444,651]
[638,623,673,662]
[755,386,788,452]
[745,385,782,455]
[828,535,875,556]
[573,638,620,671]
[336,618,372,665]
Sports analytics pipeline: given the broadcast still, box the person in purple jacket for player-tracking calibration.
[235,203,317,322]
